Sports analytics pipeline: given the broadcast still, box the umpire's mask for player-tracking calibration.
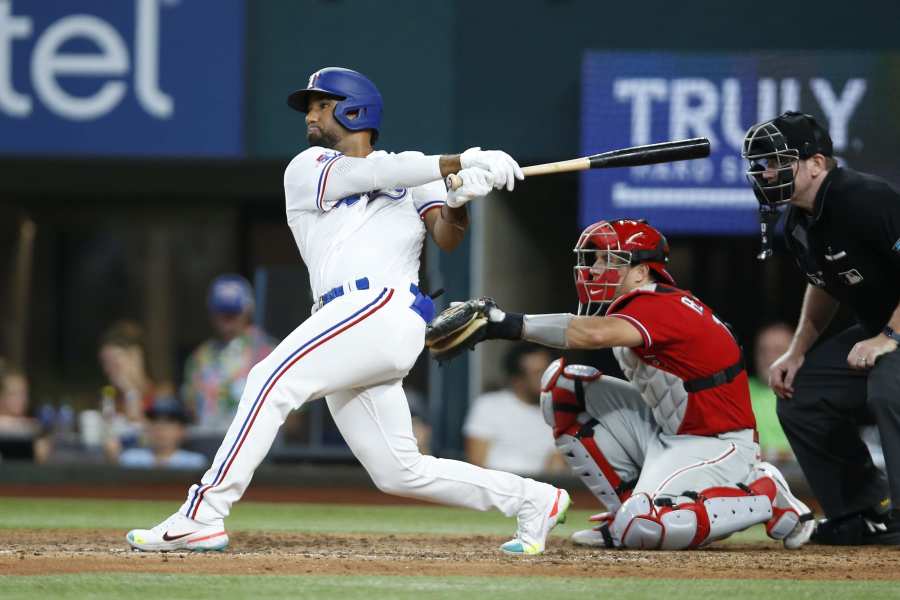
[742,120,799,209]
[741,111,834,260]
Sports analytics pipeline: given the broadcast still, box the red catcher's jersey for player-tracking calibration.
[606,284,755,436]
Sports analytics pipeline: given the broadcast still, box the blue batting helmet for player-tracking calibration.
[287,67,383,138]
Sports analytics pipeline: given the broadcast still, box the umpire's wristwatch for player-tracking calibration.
[883,325,900,344]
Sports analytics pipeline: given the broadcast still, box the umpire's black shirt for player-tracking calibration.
[784,167,900,336]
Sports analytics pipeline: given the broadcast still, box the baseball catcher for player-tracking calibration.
[427,218,816,549]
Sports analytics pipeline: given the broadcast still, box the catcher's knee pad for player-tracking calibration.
[540,360,628,511]
[611,486,774,550]
[539,358,600,436]
[610,493,702,550]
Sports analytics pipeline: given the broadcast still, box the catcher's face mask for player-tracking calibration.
[574,221,632,316]
[574,219,675,315]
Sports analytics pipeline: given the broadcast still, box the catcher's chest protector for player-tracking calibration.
[613,346,688,435]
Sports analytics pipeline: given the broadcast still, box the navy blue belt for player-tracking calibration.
[317,277,433,322]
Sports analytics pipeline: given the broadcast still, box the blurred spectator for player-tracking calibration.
[0,361,35,433]
[98,320,158,423]
[463,343,565,475]
[182,274,276,431]
[0,361,50,462]
[749,322,794,461]
[106,398,206,469]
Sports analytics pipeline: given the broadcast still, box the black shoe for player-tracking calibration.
[811,510,900,546]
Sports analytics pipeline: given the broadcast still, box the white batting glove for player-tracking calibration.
[446,167,494,208]
[460,147,524,192]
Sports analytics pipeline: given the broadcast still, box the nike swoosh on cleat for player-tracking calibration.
[162,531,194,541]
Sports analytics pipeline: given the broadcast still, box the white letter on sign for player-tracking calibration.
[614,79,667,146]
[31,15,129,120]
[670,79,718,148]
[135,0,172,118]
[811,78,866,152]
[0,0,32,117]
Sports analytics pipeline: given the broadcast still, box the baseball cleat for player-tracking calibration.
[501,487,571,556]
[811,510,900,546]
[571,511,615,547]
[571,526,611,547]
[754,461,815,549]
[126,512,228,552]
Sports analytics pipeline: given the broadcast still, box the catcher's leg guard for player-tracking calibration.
[608,486,774,550]
[540,359,630,512]
[749,462,816,548]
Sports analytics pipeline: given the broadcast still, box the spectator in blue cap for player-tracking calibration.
[181,275,276,431]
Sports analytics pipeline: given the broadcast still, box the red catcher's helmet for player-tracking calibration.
[573,219,675,315]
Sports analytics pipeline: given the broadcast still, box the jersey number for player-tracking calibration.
[681,296,730,331]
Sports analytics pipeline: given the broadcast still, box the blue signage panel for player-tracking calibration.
[0,0,244,157]
[580,51,889,234]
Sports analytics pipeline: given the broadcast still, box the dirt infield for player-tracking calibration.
[3,529,899,580]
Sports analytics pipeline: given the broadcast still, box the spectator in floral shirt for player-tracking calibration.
[182,275,277,431]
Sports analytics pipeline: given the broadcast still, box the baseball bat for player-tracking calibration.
[447,137,710,190]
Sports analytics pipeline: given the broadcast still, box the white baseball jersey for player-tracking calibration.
[284,146,447,298]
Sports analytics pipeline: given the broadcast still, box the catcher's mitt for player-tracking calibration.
[425,298,495,362]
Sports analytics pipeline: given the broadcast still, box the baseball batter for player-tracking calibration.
[126,67,570,556]
[431,219,815,549]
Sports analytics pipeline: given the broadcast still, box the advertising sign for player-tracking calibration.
[0,0,244,157]
[581,51,892,233]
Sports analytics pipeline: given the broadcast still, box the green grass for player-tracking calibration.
[0,496,770,541]
[1,497,890,599]
[1,574,897,600]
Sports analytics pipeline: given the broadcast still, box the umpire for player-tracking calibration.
[742,111,900,544]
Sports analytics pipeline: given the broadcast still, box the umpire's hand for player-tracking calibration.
[769,351,805,399]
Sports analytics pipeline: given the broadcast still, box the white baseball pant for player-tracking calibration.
[180,284,551,523]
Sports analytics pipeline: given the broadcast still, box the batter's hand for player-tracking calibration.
[768,350,805,399]
[446,167,494,208]
[460,147,524,192]
[847,334,898,371]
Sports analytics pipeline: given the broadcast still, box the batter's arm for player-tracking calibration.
[315,152,479,206]
[423,205,469,252]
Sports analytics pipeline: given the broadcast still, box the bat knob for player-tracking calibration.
[445,173,463,191]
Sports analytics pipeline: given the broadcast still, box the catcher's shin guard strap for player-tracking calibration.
[522,313,573,349]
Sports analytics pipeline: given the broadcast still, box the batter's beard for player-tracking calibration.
[307,128,340,149]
